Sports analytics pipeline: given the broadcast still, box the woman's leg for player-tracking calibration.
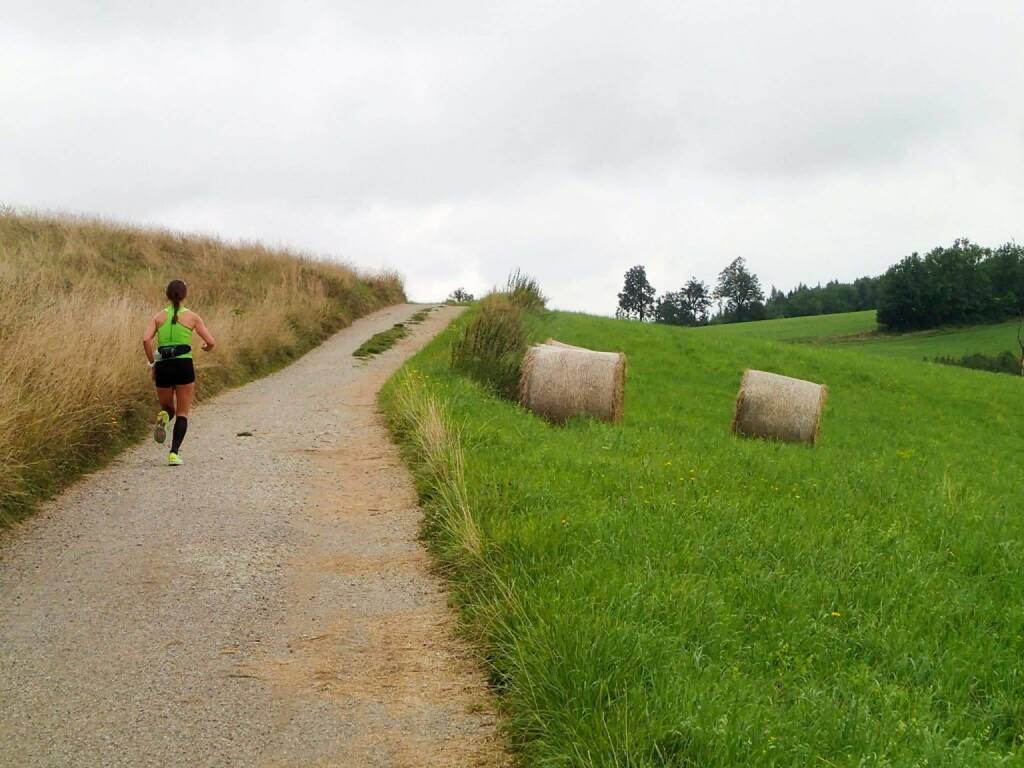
[170,382,195,454]
[174,383,194,418]
[156,386,176,418]
[154,386,176,443]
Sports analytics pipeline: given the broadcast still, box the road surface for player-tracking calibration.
[0,303,507,768]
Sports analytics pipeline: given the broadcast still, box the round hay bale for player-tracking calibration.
[519,342,626,424]
[731,369,828,444]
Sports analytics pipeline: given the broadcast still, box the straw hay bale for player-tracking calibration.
[731,369,827,444]
[519,341,626,423]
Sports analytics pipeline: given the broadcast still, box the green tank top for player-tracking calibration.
[157,305,193,359]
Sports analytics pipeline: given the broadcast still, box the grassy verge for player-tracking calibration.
[0,210,405,524]
[383,307,1024,766]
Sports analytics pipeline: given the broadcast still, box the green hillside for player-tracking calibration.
[702,309,879,342]
[385,307,1023,767]
[844,319,1022,360]
[707,310,1022,362]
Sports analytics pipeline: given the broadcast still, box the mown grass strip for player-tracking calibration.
[353,323,409,358]
[384,306,1024,767]
[353,306,442,359]
[406,307,434,325]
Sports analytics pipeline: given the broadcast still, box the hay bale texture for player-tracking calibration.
[731,369,828,444]
[519,340,626,423]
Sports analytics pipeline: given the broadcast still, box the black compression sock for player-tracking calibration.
[171,417,188,453]
[165,406,175,420]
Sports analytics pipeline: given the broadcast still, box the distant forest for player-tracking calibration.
[616,238,1024,330]
[765,277,879,320]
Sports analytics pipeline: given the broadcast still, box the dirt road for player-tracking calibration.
[0,304,507,767]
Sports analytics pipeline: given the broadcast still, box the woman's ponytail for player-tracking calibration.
[165,279,188,325]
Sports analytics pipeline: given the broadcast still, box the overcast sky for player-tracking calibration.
[3,2,1023,313]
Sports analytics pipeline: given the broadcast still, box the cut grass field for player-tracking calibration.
[0,211,404,524]
[384,307,1024,766]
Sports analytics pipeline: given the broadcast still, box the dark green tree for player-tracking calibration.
[877,240,993,330]
[766,276,880,319]
[980,242,1024,317]
[682,278,713,325]
[654,291,685,325]
[876,253,928,329]
[714,257,765,322]
[853,276,879,310]
[656,278,711,326]
[616,265,656,321]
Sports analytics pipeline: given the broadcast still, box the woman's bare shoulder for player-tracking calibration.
[179,308,201,326]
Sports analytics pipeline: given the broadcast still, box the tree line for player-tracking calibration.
[766,277,879,319]
[616,260,878,327]
[876,239,1024,330]
[616,237,1024,330]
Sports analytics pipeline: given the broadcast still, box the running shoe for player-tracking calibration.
[154,410,170,444]
[167,452,183,466]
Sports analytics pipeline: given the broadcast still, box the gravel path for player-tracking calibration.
[0,304,507,768]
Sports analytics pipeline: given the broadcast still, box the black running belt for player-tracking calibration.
[156,344,192,361]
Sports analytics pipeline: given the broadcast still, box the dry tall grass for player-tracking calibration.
[0,210,405,522]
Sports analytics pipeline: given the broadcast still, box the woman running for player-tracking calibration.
[141,280,216,466]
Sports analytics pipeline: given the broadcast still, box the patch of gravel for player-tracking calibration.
[0,304,507,768]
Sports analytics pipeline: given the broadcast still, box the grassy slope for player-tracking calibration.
[384,309,1024,767]
[845,319,1023,360]
[703,309,879,342]
[712,309,1022,360]
[0,211,405,522]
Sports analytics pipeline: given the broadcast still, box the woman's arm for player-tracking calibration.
[192,313,216,352]
[141,313,159,365]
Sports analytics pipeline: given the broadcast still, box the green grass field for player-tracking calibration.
[703,309,880,342]
[709,310,1023,362]
[384,308,1024,766]
[845,319,1023,360]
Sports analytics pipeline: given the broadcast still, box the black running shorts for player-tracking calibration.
[154,358,196,388]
